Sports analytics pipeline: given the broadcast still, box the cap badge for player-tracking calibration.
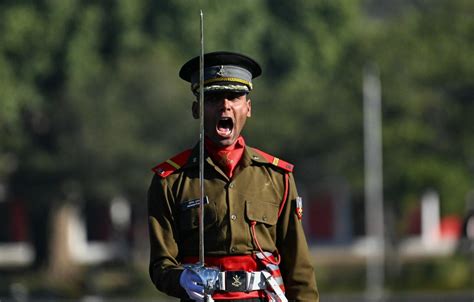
[216,65,225,77]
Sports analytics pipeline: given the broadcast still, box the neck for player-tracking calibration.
[204,136,245,151]
[204,136,246,178]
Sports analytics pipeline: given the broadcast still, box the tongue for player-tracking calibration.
[217,126,231,136]
[217,119,232,136]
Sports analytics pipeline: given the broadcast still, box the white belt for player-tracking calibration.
[218,270,265,291]
[262,271,287,302]
[216,271,287,302]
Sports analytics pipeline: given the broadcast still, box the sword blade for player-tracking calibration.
[198,9,205,266]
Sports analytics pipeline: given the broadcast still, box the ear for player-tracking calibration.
[191,101,199,119]
[246,98,252,117]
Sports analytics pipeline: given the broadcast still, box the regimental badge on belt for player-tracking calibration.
[295,197,303,220]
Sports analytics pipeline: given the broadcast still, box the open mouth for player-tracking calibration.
[216,117,234,137]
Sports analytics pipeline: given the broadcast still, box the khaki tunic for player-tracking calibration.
[148,144,319,301]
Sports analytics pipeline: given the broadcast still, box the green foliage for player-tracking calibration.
[316,255,473,292]
[0,0,472,217]
[369,0,474,214]
[389,255,473,291]
[0,0,472,293]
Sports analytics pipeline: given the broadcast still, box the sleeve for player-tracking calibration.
[147,174,188,299]
[277,172,319,302]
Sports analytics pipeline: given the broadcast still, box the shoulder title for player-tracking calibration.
[152,149,193,178]
[250,148,294,173]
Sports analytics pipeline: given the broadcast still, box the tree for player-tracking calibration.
[1,0,472,273]
[369,0,474,215]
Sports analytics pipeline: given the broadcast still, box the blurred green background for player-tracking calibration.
[0,0,473,301]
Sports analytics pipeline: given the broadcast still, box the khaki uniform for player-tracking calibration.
[148,143,319,301]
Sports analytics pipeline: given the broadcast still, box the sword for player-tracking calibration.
[184,10,220,302]
[198,8,205,267]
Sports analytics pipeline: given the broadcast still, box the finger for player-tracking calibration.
[188,282,204,293]
[188,290,204,301]
[189,273,203,284]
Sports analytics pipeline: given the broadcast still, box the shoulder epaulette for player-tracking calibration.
[250,148,294,173]
[152,149,193,178]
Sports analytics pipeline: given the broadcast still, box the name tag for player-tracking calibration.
[180,196,209,211]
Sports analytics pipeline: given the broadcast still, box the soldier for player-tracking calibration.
[148,51,319,301]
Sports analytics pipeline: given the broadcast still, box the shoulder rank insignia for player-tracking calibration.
[250,148,294,172]
[152,149,193,178]
[296,197,303,220]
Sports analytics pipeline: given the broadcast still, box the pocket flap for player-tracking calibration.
[246,201,278,225]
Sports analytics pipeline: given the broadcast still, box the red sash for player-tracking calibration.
[183,254,283,300]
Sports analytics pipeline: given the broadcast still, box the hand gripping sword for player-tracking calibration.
[184,10,220,302]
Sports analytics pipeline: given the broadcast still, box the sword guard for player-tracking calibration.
[184,263,220,294]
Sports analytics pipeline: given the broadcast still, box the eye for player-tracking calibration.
[204,94,219,104]
[229,93,240,100]
[204,92,246,103]
[228,92,246,101]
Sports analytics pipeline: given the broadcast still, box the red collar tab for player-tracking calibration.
[250,148,294,173]
[152,149,193,178]
[205,136,246,178]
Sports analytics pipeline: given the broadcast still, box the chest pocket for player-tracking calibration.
[178,200,218,231]
[245,200,279,225]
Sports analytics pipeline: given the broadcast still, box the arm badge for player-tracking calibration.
[296,197,303,220]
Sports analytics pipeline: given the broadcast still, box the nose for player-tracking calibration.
[219,98,232,111]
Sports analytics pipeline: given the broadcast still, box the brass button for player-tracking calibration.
[229,183,235,188]
[231,247,236,253]
[262,215,267,221]
[231,214,237,221]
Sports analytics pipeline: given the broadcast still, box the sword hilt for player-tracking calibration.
[184,263,220,296]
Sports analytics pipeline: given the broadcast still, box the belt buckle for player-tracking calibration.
[225,270,248,292]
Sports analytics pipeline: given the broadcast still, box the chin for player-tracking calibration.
[217,140,233,147]
[215,137,235,147]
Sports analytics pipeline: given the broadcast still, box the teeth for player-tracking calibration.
[217,117,233,137]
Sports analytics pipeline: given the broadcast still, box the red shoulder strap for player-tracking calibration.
[251,148,294,173]
[152,149,193,178]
